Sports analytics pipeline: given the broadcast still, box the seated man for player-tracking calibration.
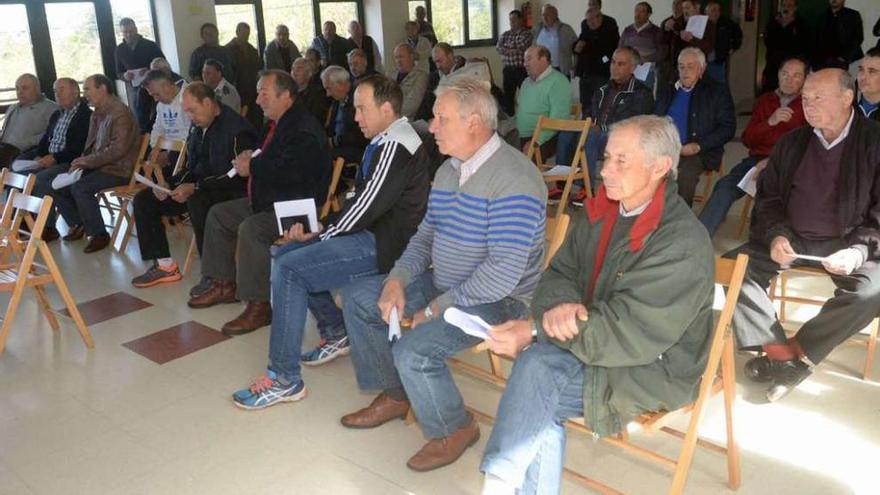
[0,74,59,168]
[22,78,92,242]
[415,42,465,121]
[699,56,808,236]
[187,70,332,336]
[130,82,256,288]
[655,47,735,206]
[340,78,547,472]
[389,43,429,119]
[516,46,571,158]
[52,74,140,253]
[231,75,430,408]
[143,70,191,175]
[480,115,715,494]
[730,69,880,402]
[291,57,330,124]
[202,58,241,114]
[348,48,378,83]
[322,65,369,163]
[856,47,880,122]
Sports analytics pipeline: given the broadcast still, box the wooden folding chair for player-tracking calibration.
[570,103,582,118]
[693,163,725,210]
[736,196,753,238]
[107,135,187,253]
[768,266,879,380]
[320,157,346,219]
[525,116,593,220]
[0,192,94,354]
[97,133,150,226]
[0,169,36,248]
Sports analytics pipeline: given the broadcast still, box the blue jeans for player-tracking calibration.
[554,129,607,191]
[342,271,529,438]
[698,156,761,237]
[268,230,379,384]
[481,343,586,494]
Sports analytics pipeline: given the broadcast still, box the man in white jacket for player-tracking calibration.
[143,69,191,174]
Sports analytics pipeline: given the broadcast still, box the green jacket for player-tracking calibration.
[532,180,715,437]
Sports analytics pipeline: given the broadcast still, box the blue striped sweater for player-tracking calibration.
[388,140,548,310]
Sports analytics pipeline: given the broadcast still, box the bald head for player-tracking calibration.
[802,68,855,137]
[15,74,40,105]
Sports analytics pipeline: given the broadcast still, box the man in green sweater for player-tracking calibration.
[479,114,715,494]
[516,45,572,158]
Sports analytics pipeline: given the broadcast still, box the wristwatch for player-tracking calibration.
[423,304,434,320]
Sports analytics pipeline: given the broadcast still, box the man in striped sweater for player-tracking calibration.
[231,75,430,410]
[339,78,547,471]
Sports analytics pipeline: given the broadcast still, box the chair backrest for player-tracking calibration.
[121,133,152,190]
[2,169,36,195]
[0,190,52,245]
[321,157,346,219]
[544,213,570,270]
[570,103,582,119]
[526,115,592,168]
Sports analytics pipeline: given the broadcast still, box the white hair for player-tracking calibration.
[320,65,350,86]
[678,47,707,69]
[609,115,682,179]
[435,76,498,131]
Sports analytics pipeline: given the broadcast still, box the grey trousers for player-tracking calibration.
[200,197,277,302]
[726,239,880,364]
[677,154,705,207]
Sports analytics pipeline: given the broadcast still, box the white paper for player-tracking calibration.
[737,165,759,197]
[11,160,39,173]
[129,68,150,87]
[443,308,492,340]
[685,15,709,39]
[134,173,172,194]
[601,55,610,64]
[792,254,828,262]
[388,306,402,342]
[51,169,83,190]
[634,62,654,82]
[227,148,261,178]
[273,198,318,235]
[542,165,573,176]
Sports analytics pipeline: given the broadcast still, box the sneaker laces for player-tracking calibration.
[249,373,274,393]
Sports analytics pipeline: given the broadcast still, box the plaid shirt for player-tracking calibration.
[47,104,79,154]
[496,28,532,67]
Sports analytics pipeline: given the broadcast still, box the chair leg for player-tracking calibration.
[32,284,60,331]
[863,317,879,381]
[0,277,29,354]
[720,335,741,489]
[182,236,198,275]
[109,199,129,252]
[488,351,504,379]
[40,243,94,348]
[736,196,752,239]
[779,272,788,322]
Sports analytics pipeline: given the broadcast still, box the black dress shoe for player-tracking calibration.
[766,359,812,403]
[62,225,85,241]
[42,227,60,242]
[83,234,110,253]
[744,355,775,382]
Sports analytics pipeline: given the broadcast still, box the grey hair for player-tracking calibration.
[150,57,171,71]
[15,73,40,90]
[678,47,706,68]
[615,46,641,66]
[321,65,350,85]
[435,76,498,131]
[609,115,682,179]
[292,57,315,77]
[394,42,416,57]
[833,68,856,94]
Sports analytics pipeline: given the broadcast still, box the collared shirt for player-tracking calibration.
[634,21,651,33]
[674,80,696,92]
[859,96,879,119]
[813,109,854,150]
[536,24,561,69]
[496,28,533,67]
[533,65,554,83]
[47,104,80,154]
[620,199,651,217]
[776,88,797,108]
[451,133,502,186]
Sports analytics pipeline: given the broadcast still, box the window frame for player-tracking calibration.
[418,0,498,49]
[215,0,268,55]
[313,0,365,38]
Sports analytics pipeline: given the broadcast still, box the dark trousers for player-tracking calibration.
[31,163,71,229]
[520,135,558,163]
[133,187,244,261]
[0,143,21,169]
[726,240,880,364]
[53,170,128,237]
[676,154,705,207]
[502,65,528,116]
[200,197,277,302]
[698,156,762,237]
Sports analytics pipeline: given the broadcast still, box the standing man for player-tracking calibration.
[856,48,880,122]
[348,20,383,74]
[705,0,743,83]
[730,69,880,402]
[414,5,438,46]
[292,57,330,124]
[115,18,165,132]
[187,70,331,336]
[496,10,533,116]
[389,43,429,120]
[340,78,546,472]
[813,0,864,72]
[679,0,715,59]
[226,22,261,124]
[0,74,58,168]
[404,21,433,73]
[574,6,620,117]
[762,0,812,92]
[189,23,235,83]
[661,0,686,83]
[130,82,256,289]
[533,4,577,77]
[202,59,242,114]
[312,21,351,70]
[264,25,301,73]
[619,2,668,89]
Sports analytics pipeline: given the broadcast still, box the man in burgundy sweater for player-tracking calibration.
[699,56,808,236]
[728,68,880,402]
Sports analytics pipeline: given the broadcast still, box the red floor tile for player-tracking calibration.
[122,320,229,364]
[58,291,152,326]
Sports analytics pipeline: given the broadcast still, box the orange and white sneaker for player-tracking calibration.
[131,262,183,288]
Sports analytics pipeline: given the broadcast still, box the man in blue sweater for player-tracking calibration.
[340,77,547,472]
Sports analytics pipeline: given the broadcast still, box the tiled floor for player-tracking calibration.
[1,124,878,494]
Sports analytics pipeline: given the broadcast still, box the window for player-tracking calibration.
[317,1,359,36]
[432,0,464,46]
[45,3,104,83]
[216,3,259,46]
[109,0,156,42]
[262,0,316,54]
[0,4,35,123]
[408,1,426,21]
[466,0,492,41]
[410,0,496,48]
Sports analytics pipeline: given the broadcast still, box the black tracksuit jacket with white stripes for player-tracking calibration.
[319,118,430,273]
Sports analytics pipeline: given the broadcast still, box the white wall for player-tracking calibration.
[154,0,217,77]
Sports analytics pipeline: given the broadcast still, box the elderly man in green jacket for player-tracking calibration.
[478,114,715,494]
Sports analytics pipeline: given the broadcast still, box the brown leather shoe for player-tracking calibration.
[221,301,272,336]
[62,225,84,241]
[340,392,411,429]
[83,234,110,253]
[187,279,237,308]
[406,415,480,472]
[42,227,60,242]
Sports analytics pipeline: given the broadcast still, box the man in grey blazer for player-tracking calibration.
[532,4,577,77]
[388,43,429,119]
[264,24,301,73]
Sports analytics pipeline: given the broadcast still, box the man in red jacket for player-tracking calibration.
[699,56,808,236]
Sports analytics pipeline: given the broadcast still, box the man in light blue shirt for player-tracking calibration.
[533,4,577,76]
